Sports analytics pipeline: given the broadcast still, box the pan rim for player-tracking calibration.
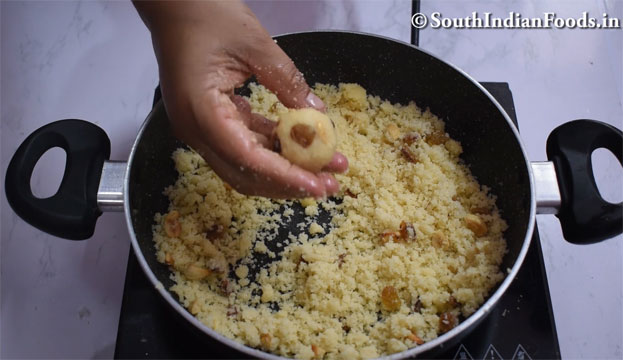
[123,29,537,360]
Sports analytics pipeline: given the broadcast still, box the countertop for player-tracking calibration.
[1,1,621,359]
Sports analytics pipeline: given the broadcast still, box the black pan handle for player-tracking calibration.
[546,119,622,244]
[5,120,111,240]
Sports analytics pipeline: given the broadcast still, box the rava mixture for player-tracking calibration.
[152,83,507,359]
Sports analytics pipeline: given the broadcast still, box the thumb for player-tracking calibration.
[248,40,325,111]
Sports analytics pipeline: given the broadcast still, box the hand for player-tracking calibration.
[133,0,348,198]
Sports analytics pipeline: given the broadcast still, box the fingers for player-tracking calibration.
[317,173,340,195]
[246,40,325,112]
[231,94,251,113]
[241,147,338,198]
[205,144,336,199]
[231,95,276,137]
[322,152,349,173]
[193,89,336,199]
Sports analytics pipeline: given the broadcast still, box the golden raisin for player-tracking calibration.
[401,146,418,163]
[385,123,401,142]
[465,214,488,237]
[311,344,325,358]
[290,124,316,148]
[439,312,458,333]
[260,333,271,350]
[380,230,401,244]
[471,206,492,215]
[425,130,448,145]
[399,221,416,241]
[406,332,425,345]
[184,264,212,280]
[403,132,420,145]
[164,210,182,238]
[381,285,402,311]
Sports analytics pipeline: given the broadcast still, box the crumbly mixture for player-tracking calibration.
[152,83,507,359]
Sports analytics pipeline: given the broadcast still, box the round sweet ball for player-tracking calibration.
[275,108,337,172]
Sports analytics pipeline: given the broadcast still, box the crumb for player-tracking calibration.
[235,265,249,279]
[309,222,325,235]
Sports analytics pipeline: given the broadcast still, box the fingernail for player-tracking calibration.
[334,154,349,173]
[339,156,349,173]
[305,92,326,112]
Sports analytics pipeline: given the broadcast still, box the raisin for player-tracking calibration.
[290,124,316,148]
[439,312,458,333]
[381,286,402,311]
[399,221,416,241]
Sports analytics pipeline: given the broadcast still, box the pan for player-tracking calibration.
[5,31,622,359]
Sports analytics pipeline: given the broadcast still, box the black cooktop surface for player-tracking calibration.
[114,83,560,360]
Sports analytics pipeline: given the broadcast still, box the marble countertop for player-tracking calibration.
[1,1,621,359]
